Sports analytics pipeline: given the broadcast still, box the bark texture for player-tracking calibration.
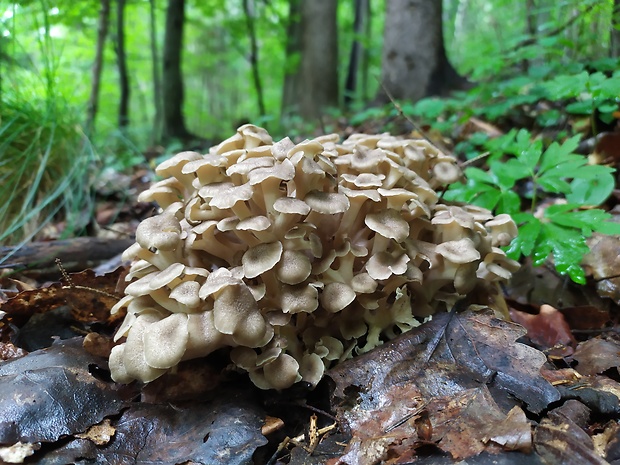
[116,0,130,129]
[243,0,265,117]
[298,0,339,120]
[149,0,162,144]
[344,0,369,106]
[379,0,465,103]
[162,0,191,141]
[85,0,111,135]
[281,0,302,117]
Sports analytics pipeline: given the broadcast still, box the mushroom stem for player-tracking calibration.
[371,234,392,256]
[231,201,253,220]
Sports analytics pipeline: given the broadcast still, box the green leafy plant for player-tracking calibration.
[444,129,620,284]
[543,69,620,128]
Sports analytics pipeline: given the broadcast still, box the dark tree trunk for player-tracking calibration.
[162,0,192,141]
[522,0,537,72]
[344,0,368,107]
[86,0,111,136]
[281,0,302,118]
[360,0,371,102]
[298,0,339,120]
[115,0,130,129]
[612,0,620,58]
[149,0,162,145]
[378,0,467,103]
[243,0,266,117]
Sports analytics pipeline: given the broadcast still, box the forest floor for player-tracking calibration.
[1,112,620,465]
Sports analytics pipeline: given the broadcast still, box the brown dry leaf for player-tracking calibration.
[595,132,620,165]
[509,304,577,356]
[0,267,124,331]
[534,400,607,465]
[328,309,558,462]
[506,260,608,310]
[584,231,620,304]
[559,305,610,331]
[540,366,581,386]
[429,388,531,458]
[572,338,620,376]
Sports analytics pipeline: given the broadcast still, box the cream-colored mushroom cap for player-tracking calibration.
[304,191,350,214]
[436,238,481,264]
[320,282,356,312]
[136,213,182,251]
[242,242,283,279]
[365,209,410,242]
[276,250,312,285]
[263,354,302,390]
[485,214,518,247]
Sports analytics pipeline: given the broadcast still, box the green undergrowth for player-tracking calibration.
[444,129,620,284]
[0,95,96,252]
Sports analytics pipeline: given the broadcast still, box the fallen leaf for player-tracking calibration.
[572,338,620,376]
[328,309,558,461]
[483,406,532,452]
[559,305,610,331]
[592,421,620,461]
[35,387,267,465]
[509,304,577,356]
[0,338,125,445]
[584,231,620,304]
[534,400,607,465]
[0,267,124,330]
[428,387,531,458]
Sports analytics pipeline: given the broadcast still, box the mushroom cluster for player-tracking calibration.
[109,125,520,389]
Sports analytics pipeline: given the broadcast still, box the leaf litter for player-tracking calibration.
[327,309,558,462]
[1,263,620,463]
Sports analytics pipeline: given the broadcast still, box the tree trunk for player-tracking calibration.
[298,0,339,121]
[243,0,266,117]
[85,0,111,136]
[115,0,130,129]
[149,0,162,145]
[162,0,192,141]
[522,0,536,72]
[344,0,368,107]
[378,0,466,103]
[360,0,372,103]
[281,0,302,118]
[612,0,620,58]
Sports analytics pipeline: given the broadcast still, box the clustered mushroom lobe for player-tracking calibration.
[110,125,520,390]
